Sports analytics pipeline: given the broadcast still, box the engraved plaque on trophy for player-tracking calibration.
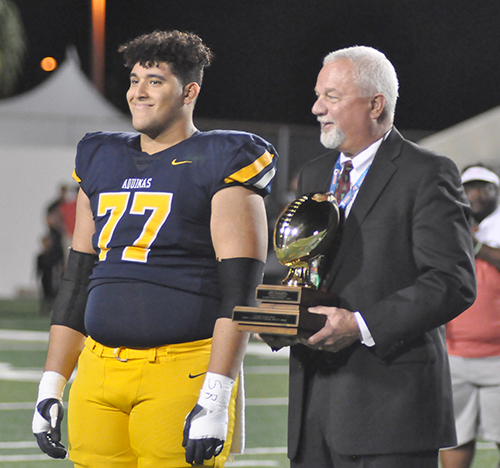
[232,192,341,336]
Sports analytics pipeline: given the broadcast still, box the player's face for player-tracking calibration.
[127,62,186,139]
[312,59,376,157]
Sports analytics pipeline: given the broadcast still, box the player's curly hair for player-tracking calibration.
[118,30,214,87]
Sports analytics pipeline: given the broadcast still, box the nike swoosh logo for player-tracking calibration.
[188,372,207,379]
[172,159,193,165]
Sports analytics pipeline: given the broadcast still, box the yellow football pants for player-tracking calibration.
[68,336,236,468]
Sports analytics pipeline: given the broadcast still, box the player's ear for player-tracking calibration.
[184,82,200,105]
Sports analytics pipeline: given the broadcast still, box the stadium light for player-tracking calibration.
[40,56,57,72]
[91,0,106,94]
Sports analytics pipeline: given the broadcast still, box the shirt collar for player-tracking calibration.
[339,129,391,173]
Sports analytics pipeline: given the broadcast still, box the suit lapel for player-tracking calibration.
[309,150,339,193]
[323,129,404,290]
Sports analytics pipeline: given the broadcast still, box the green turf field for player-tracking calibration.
[0,299,498,467]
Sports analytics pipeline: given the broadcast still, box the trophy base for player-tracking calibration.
[232,284,338,336]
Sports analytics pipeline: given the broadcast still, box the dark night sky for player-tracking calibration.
[10,0,500,133]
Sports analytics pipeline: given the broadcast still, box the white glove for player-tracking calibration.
[32,371,67,459]
[183,372,234,465]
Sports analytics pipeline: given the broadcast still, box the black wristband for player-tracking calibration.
[216,257,265,319]
[51,249,97,335]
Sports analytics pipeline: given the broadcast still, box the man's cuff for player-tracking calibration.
[354,312,375,347]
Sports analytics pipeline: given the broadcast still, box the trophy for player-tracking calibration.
[232,192,341,335]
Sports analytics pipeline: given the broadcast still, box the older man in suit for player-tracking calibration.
[264,46,476,468]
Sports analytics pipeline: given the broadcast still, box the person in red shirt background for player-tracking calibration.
[441,165,500,468]
[58,185,78,241]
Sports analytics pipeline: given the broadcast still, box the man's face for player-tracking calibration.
[312,59,376,157]
[126,62,186,139]
[464,180,499,222]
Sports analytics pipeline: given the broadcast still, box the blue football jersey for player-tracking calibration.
[73,130,277,347]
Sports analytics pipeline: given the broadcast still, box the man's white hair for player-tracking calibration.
[323,46,399,121]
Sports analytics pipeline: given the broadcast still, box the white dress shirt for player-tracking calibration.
[338,135,386,217]
[336,131,391,347]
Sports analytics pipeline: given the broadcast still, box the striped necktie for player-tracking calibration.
[336,160,353,203]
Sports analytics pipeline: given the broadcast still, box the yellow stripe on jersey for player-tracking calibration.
[224,150,274,185]
[72,169,81,183]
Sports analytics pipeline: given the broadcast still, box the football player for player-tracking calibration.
[32,30,277,467]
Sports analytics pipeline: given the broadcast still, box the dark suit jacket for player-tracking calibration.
[288,128,476,458]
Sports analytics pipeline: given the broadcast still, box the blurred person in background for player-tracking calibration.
[441,164,500,468]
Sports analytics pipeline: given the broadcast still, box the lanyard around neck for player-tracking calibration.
[329,158,371,208]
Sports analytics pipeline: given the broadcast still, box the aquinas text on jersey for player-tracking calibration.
[122,178,153,190]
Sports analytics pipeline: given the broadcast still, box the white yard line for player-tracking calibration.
[245,366,288,374]
[244,447,287,455]
[226,461,279,467]
[0,362,42,382]
[245,343,289,358]
[0,402,35,410]
[246,397,288,406]
[0,330,48,342]
[0,441,38,449]
[0,454,51,461]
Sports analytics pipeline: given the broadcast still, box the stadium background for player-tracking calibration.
[1,1,500,466]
